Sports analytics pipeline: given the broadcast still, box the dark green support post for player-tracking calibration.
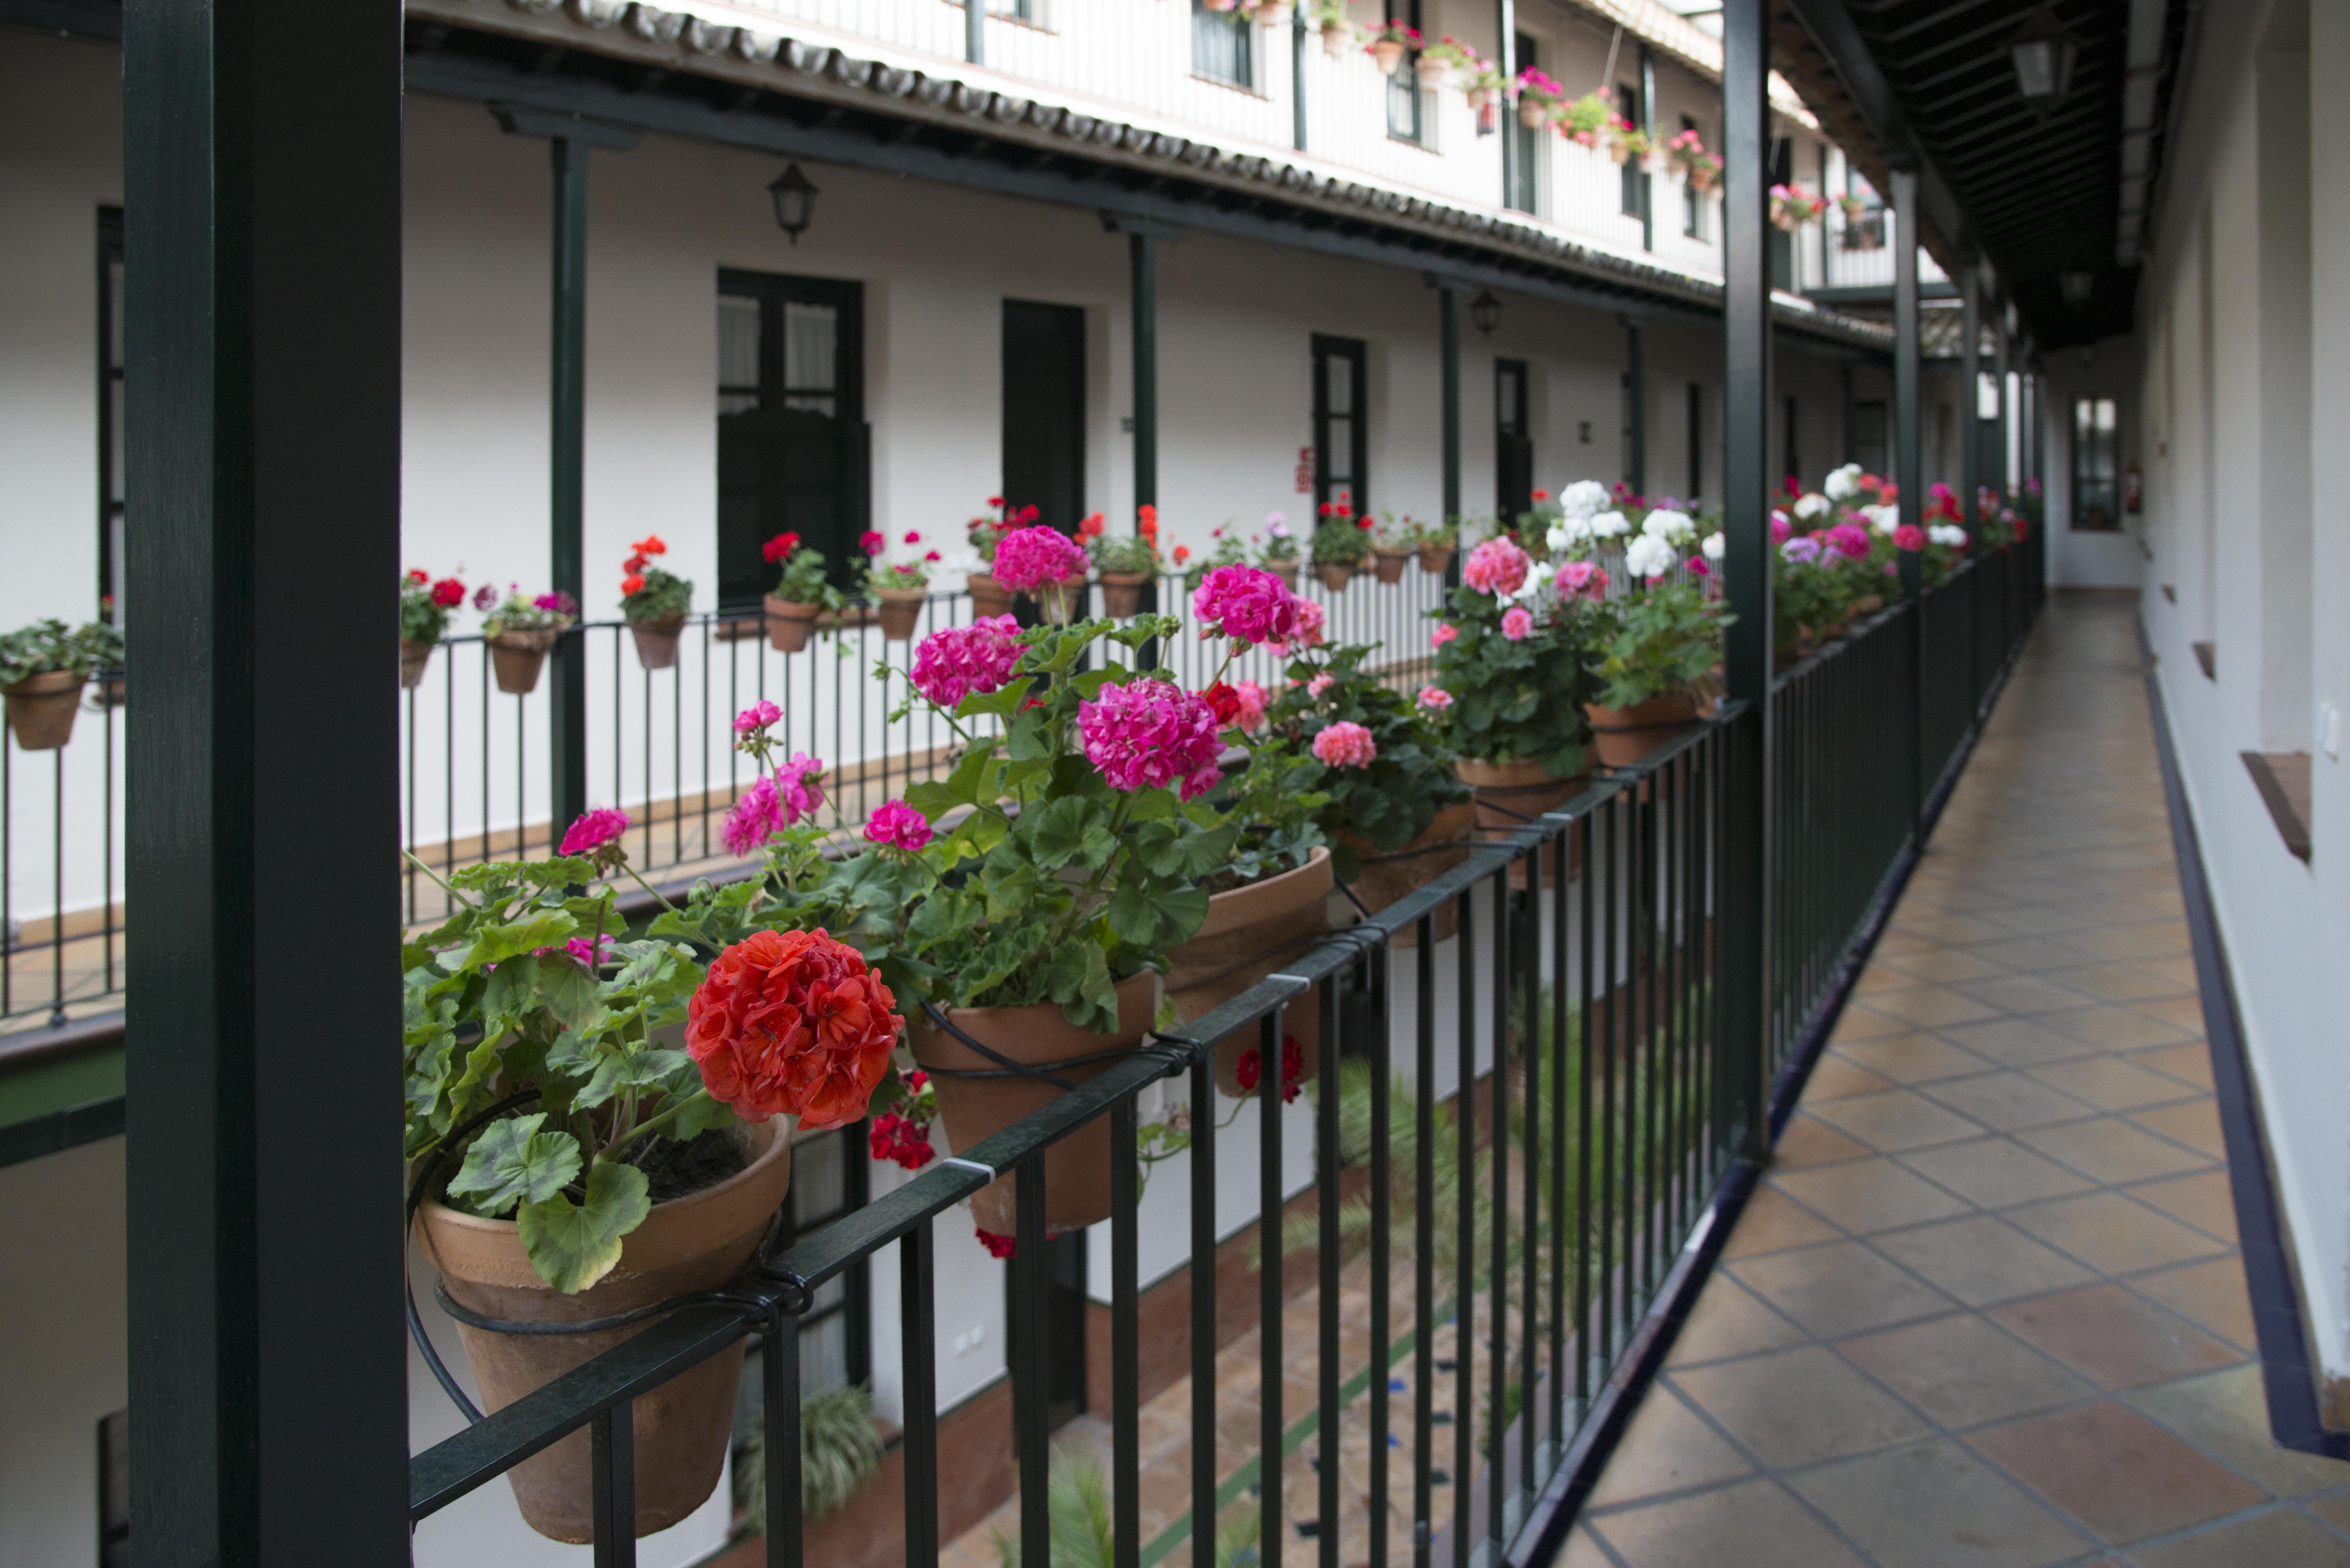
[1993,296,2011,497]
[1132,232,1156,513]
[1496,0,1516,208]
[124,0,408,1558]
[1440,284,1461,526]
[1640,43,1657,252]
[1718,0,1771,1161]
[966,0,984,65]
[497,109,637,849]
[1840,362,1855,465]
[1623,317,1647,495]
[1893,167,1925,830]
[1960,258,1981,542]
[1292,14,1307,152]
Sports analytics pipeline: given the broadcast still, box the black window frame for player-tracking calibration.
[1618,84,1644,218]
[1686,380,1703,502]
[1190,0,1253,88]
[1311,334,1369,519]
[1495,356,1533,521]
[1387,0,1425,143]
[2071,395,2122,531]
[1783,393,1800,490]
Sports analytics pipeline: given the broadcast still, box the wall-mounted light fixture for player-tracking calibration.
[1469,289,1503,336]
[768,162,819,244]
[2008,7,2079,111]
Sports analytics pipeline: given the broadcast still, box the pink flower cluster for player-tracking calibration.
[721,753,826,857]
[1077,679,1225,801]
[1431,622,1459,647]
[909,615,1022,709]
[1416,685,1453,713]
[1554,561,1609,602]
[1271,597,1326,655]
[1770,513,1793,544]
[1306,673,1335,699]
[1501,607,1534,641]
[734,700,782,736]
[1892,524,1927,552]
[991,525,1087,593]
[864,799,934,852]
[1191,565,1302,646]
[1826,522,1872,561]
[1461,538,1531,597]
[558,807,629,857]
[1229,680,1269,733]
[1311,721,1378,768]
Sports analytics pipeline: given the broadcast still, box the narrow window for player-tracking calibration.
[1768,136,1794,291]
[1312,336,1369,518]
[1853,399,1889,476]
[1618,84,1643,217]
[1505,32,1539,211]
[2072,397,2121,531]
[1191,0,1253,88]
[1495,358,1532,519]
[1686,381,1703,501]
[1386,4,1423,144]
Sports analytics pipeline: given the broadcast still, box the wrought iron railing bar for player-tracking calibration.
[762,1307,804,1568]
[1486,870,1508,1550]
[1452,885,1475,1568]
[1014,1152,1050,1568]
[899,1222,940,1568]
[1318,968,1343,1568]
[590,1398,635,1568]
[1258,1005,1285,1562]
[1413,908,1437,1568]
[1574,811,1594,1421]
[1188,1037,1218,1568]
[1518,861,1541,1516]
[1112,1096,1142,1568]
[1368,934,1394,1568]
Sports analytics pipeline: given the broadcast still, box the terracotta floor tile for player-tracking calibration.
[1865,986,2011,1030]
[1788,1438,2093,1568]
[1965,1401,2267,1543]
[1771,1114,1877,1169]
[2036,1004,2196,1051]
[1872,1216,2100,1308]
[1831,1004,1919,1044]
[1771,1157,1976,1235]
[2129,1258,2259,1352]
[1668,1345,1932,1467]
[1721,1186,1845,1258]
[1557,1523,1615,1568]
[2125,1364,2350,1499]
[1979,903,2113,938]
[2130,1040,2218,1092]
[1837,1313,2097,1428]
[1964,937,2100,974]
[2304,1491,2350,1535]
[2125,1509,2350,1568]
[1805,1054,1898,1101]
[2060,925,2193,963]
[1727,1241,1958,1338]
[1855,964,1920,996]
[2014,1118,2214,1185]
[2131,994,2210,1035]
[1584,1385,1752,1507]
[1834,1033,1999,1085]
[1588,1476,1870,1568]
[2123,1169,2240,1245]
[1665,1275,1809,1367]
[1893,912,2019,946]
[1806,1089,1991,1153]
[2024,1057,2204,1113]
[1918,1071,2099,1132]
[1897,1138,2098,1209]
[1950,973,2105,1018]
[1880,946,2016,984]
[2002,1191,2230,1275]
[1935,1017,2103,1069]
[2128,1098,2228,1160]
[1988,1284,2242,1390]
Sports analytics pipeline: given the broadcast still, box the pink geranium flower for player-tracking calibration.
[864,799,934,852]
[1686,556,1711,578]
[1077,680,1225,801]
[1306,673,1334,699]
[991,526,1088,593]
[1554,561,1608,602]
[1191,565,1302,646]
[722,777,783,857]
[776,753,826,823]
[910,615,1023,709]
[1416,685,1453,713]
[734,700,782,736]
[1770,513,1792,544]
[559,807,629,857]
[1827,522,1872,561]
[1431,622,1459,646]
[1500,606,1534,641]
[1312,721,1378,768]
[1892,524,1927,552]
[1462,538,1532,596]
[1270,597,1325,655]
[1231,680,1268,733]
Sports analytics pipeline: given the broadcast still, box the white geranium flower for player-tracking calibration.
[1928,523,1967,547]
[1824,463,1863,501]
[1590,511,1631,539]
[1559,479,1611,519]
[1642,508,1695,543]
[1623,533,1676,580]
[1701,531,1726,561]
[1793,492,1831,521]
[1867,503,1900,536]
[1545,525,1567,553]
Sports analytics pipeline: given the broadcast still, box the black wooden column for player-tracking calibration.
[1440,283,1461,525]
[1959,258,1981,542]
[123,1,407,1561]
[1496,0,1516,206]
[1893,167,1925,827]
[1992,296,2012,496]
[1623,317,1647,494]
[1639,42,1658,253]
[1718,0,1771,1160]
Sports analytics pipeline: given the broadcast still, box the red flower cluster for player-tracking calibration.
[975,1227,1017,1259]
[430,577,464,608]
[619,536,667,599]
[1235,1035,1306,1103]
[1201,681,1243,726]
[859,530,886,557]
[762,531,803,564]
[685,929,901,1131]
[868,1111,935,1171]
[1078,512,1107,539]
[405,569,429,585]
[1137,504,1159,545]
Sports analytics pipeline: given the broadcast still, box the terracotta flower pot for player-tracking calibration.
[628,614,686,671]
[1582,693,1701,769]
[1098,572,1149,619]
[1164,848,1334,1097]
[1320,21,1348,58]
[1263,558,1301,590]
[1255,0,1292,25]
[764,595,821,653]
[909,971,1160,1236]
[1413,54,1448,85]
[1519,99,1548,129]
[1372,38,1405,73]
[967,572,1014,620]
[488,629,560,695]
[416,1121,794,1543]
[1416,543,1455,575]
[2,671,85,751]
[1374,549,1410,585]
[1690,166,1716,192]
[875,588,929,641]
[1317,561,1357,592]
[1609,139,1632,165]
[1340,801,1475,945]
[1456,758,1587,886]
[398,637,435,691]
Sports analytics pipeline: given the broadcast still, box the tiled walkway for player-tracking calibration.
[1569,592,2350,1567]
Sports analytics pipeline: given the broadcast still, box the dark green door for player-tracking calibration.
[1001,299,1087,536]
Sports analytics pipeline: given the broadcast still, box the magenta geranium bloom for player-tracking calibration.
[1893,524,1927,552]
[559,807,629,857]
[733,699,781,735]
[864,799,934,852]
[1077,679,1224,801]
[1191,565,1301,646]
[910,615,1022,709]
[991,525,1088,593]
[721,777,783,857]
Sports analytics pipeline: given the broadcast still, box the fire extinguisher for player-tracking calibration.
[2123,462,2142,514]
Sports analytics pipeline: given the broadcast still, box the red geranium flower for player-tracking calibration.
[1202,681,1242,726]
[762,531,802,564]
[631,534,667,557]
[430,577,464,608]
[685,929,901,1131]
[622,573,647,597]
[976,1227,1017,1259]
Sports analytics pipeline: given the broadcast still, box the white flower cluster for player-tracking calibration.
[1864,503,1901,536]
[1624,533,1677,580]
[1928,523,1967,547]
[1701,532,1726,561]
[1559,480,1611,519]
[1824,463,1864,501]
[1590,511,1632,539]
[1547,514,1594,551]
[1642,509,1695,543]
[1793,492,1832,521]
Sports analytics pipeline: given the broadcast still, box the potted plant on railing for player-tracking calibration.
[761,531,842,653]
[1090,506,1163,619]
[1258,513,1302,589]
[1666,128,1721,191]
[1251,0,1293,28]
[1579,513,1726,766]
[1306,0,1350,57]
[399,568,467,690]
[1414,518,1459,574]
[1312,499,1374,590]
[1769,182,1828,232]
[618,534,693,670]
[864,529,940,641]
[1609,121,1651,166]
[1426,534,1597,839]
[1514,66,1565,129]
[1462,56,1507,117]
[965,496,1038,619]
[403,814,904,1543]
[0,618,112,750]
[1367,513,1414,583]
[478,586,577,696]
[1416,35,1470,86]
[1561,89,1614,149]
[1366,19,1419,73]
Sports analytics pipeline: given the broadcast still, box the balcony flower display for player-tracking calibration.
[397,568,467,690]
[1769,182,1829,231]
[0,617,117,749]
[1090,504,1165,619]
[478,585,577,695]
[965,496,1040,617]
[1413,517,1459,574]
[1311,496,1375,590]
[1575,521,1730,766]
[864,528,940,640]
[1610,122,1652,166]
[760,530,843,653]
[1371,512,1417,582]
[618,534,694,670]
[1666,127,1722,191]
[1306,0,1351,56]
[1515,66,1566,129]
[1415,35,1471,85]
[1257,512,1302,588]
[1561,89,1615,147]
[1182,523,1254,594]
[1366,19,1419,73]
[1250,0,1293,26]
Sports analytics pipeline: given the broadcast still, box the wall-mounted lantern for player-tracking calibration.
[768,162,819,245]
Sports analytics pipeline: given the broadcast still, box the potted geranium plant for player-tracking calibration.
[1090,505,1163,619]
[1610,121,1651,166]
[1372,514,1416,583]
[761,531,841,653]
[1667,127,1721,191]
[1307,0,1350,56]
[405,815,901,1542]
[399,569,467,690]
[1414,518,1458,574]
[0,618,112,750]
[1561,89,1614,148]
[618,534,693,670]
[1515,66,1564,129]
[864,529,940,641]
[1259,513,1302,589]
[1770,182,1828,231]
[478,586,577,695]
[1580,511,1726,765]
[1311,498,1374,590]
[965,496,1038,619]
[1366,18,1418,73]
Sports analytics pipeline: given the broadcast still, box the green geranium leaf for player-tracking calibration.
[518,1160,652,1295]
[1105,880,1157,948]
[537,953,599,1031]
[447,1114,582,1217]
[463,911,579,970]
[1026,796,1094,869]
[1150,884,1212,947]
